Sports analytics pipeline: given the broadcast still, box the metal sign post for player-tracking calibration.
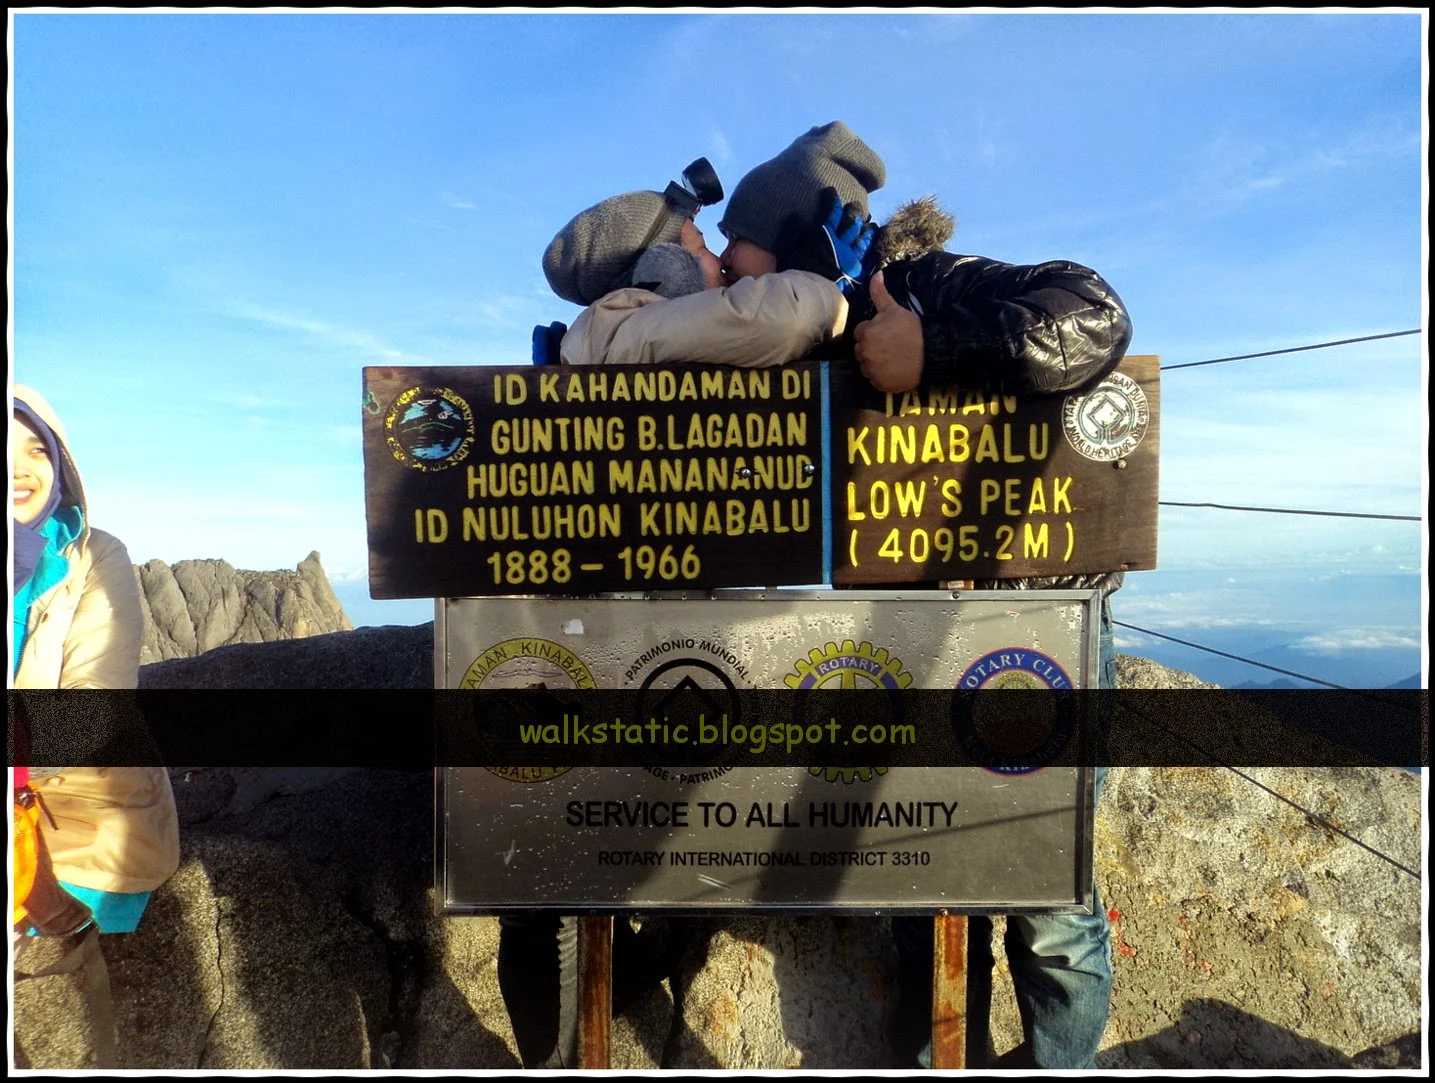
[933,912,968,1069]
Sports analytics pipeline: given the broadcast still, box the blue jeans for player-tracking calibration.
[892,603,1115,1069]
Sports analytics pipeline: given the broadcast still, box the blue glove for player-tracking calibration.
[776,187,877,296]
[821,188,877,295]
[531,321,568,366]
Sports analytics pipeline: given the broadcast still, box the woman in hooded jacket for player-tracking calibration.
[12,384,180,1067]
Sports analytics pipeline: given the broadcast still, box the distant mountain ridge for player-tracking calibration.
[1232,673,1423,690]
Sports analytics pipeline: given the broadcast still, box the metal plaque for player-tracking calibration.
[436,590,1099,914]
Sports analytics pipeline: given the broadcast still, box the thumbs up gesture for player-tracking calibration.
[854,271,925,393]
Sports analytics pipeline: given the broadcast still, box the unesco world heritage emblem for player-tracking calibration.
[631,654,747,786]
[385,386,476,470]
[955,647,1075,775]
[1061,371,1150,462]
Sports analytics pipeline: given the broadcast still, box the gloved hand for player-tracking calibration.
[775,186,877,296]
[531,321,568,366]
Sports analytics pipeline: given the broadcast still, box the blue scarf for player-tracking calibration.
[13,403,65,595]
[13,508,83,677]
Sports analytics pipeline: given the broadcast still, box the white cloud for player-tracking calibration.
[228,301,431,364]
[1115,590,1279,631]
[1179,116,1420,215]
[707,127,733,170]
[1292,630,1423,654]
[470,294,542,330]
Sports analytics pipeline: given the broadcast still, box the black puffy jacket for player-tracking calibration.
[872,251,1132,395]
[818,198,1135,596]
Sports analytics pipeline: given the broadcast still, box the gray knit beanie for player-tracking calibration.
[543,190,688,306]
[632,243,707,299]
[718,121,886,257]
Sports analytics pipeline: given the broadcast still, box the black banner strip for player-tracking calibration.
[9,689,1426,769]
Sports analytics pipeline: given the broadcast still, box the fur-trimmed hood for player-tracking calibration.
[870,196,956,269]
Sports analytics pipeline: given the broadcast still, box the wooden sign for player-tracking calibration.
[830,355,1160,583]
[362,364,825,599]
[362,358,1158,599]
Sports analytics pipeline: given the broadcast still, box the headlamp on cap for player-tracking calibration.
[663,157,724,218]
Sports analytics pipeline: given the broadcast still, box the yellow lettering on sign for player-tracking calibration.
[1028,478,1047,514]
[608,460,633,493]
[705,457,728,490]
[703,501,723,534]
[921,426,945,463]
[887,425,916,464]
[894,481,927,518]
[939,480,964,517]
[979,478,1002,515]
[1054,476,1072,513]
[848,426,871,465]
[702,370,725,398]
[726,500,745,535]
[1003,477,1022,516]
[870,481,890,520]
[659,458,683,492]
[606,417,625,451]
[975,425,1001,462]
[460,504,622,543]
[846,483,866,521]
[725,414,745,448]
[927,388,959,415]
[1023,522,1050,559]
[949,425,970,462]
[1030,423,1050,461]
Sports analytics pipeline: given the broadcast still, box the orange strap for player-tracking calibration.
[13,789,42,926]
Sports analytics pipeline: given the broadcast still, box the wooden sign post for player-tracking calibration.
[577,916,613,1069]
[398,359,1157,1068]
[362,358,1158,597]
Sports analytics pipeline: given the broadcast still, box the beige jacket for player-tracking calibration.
[560,269,847,369]
[13,385,180,895]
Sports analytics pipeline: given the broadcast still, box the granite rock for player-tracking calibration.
[134,552,352,665]
[13,616,1425,1070]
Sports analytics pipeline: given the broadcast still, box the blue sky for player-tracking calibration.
[9,9,1428,688]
